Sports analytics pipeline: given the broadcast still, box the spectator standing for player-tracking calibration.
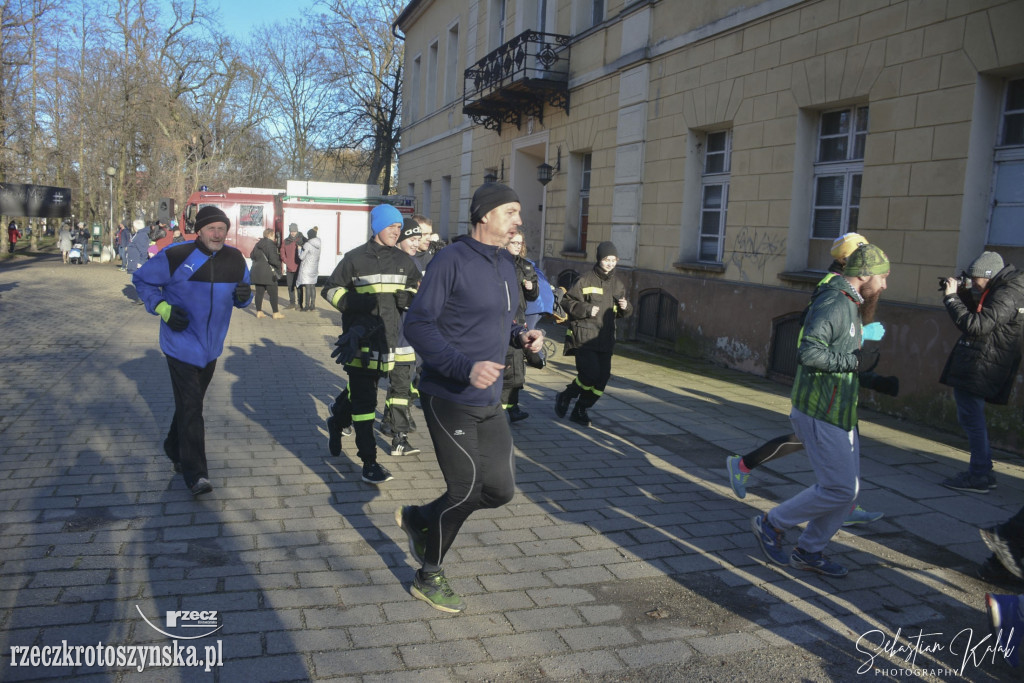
[280,223,305,309]
[398,182,544,612]
[125,220,151,274]
[751,244,890,578]
[132,205,252,496]
[501,228,539,422]
[411,214,434,272]
[297,227,321,311]
[58,222,73,264]
[250,227,285,320]
[7,221,21,252]
[116,222,131,270]
[554,241,632,427]
[939,251,1024,493]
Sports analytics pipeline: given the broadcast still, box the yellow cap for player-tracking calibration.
[830,232,869,261]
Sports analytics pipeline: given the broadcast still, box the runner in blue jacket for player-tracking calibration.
[133,206,252,496]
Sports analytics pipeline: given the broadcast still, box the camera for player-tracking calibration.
[937,271,970,292]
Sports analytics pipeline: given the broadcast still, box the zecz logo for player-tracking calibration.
[135,606,223,639]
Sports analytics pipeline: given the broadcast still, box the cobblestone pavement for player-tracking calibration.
[0,252,1021,682]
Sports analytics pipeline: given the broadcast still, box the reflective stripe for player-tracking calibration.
[574,377,595,392]
[354,282,404,294]
[325,286,344,308]
[582,286,603,295]
[387,398,410,407]
[394,353,416,363]
[352,412,376,422]
[352,273,408,286]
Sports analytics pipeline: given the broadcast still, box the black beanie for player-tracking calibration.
[398,217,421,244]
[596,241,618,261]
[194,205,231,232]
[470,182,519,224]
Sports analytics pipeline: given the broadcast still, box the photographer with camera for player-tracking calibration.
[939,251,1024,494]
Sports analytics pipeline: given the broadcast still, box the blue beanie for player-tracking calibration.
[370,205,403,235]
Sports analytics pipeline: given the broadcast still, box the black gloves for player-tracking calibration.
[156,301,189,331]
[860,372,899,397]
[395,289,414,310]
[234,282,251,304]
[524,347,546,370]
[331,325,366,365]
[852,347,879,373]
[167,306,189,332]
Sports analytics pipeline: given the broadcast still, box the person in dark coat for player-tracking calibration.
[554,241,632,427]
[500,228,539,422]
[250,228,284,319]
[940,251,1024,493]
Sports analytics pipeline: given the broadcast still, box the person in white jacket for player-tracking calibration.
[296,227,321,311]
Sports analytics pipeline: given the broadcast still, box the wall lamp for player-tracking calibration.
[537,146,561,186]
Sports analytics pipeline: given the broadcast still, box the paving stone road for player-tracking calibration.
[0,250,1021,682]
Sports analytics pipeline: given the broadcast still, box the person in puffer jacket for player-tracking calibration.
[133,205,252,497]
[554,240,632,427]
[939,251,1024,494]
[752,244,890,579]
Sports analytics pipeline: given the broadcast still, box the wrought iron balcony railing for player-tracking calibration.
[463,30,571,134]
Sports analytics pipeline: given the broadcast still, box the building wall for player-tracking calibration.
[397,0,1024,450]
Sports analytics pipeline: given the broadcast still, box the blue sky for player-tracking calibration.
[210,0,319,39]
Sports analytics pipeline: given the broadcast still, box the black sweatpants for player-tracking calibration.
[165,356,217,488]
[409,393,516,571]
[286,271,303,307]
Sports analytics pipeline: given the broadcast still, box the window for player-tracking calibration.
[575,0,603,32]
[577,153,592,252]
[810,106,868,239]
[239,205,264,227]
[445,25,459,104]
[409,56,421,122]
[989,78,1024,246]
[426,41,438,113]
[422,180,432,220]
[698,130,731,263]
[490,0,507,49]
[440,176,451,237]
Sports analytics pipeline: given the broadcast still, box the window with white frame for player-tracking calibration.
[575,0,603,32]
[989,77,1024,246]
[698,130,731,263]
[811,106,868,240]
[577,153,592,252]
[490,0,507,49]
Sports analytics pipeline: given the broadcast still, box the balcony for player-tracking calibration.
[463,30,571,134]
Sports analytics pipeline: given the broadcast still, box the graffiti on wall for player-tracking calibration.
[727,227,787,282]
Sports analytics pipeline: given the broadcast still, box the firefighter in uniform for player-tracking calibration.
[323,204,421,484]
[555,241,632,427]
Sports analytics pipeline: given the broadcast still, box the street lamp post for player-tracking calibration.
[106,167,116,253]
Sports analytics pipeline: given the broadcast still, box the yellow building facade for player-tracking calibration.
[396,0,1024,447]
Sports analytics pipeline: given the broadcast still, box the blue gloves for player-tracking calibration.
[331,326,366,365]
[862,322,885,342]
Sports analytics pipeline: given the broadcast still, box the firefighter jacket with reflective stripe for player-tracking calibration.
[790,274,863,431]
[321,239,421,373]
[563,264,631,354]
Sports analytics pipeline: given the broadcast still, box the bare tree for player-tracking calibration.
[255,19,336,180]
[320,0,403,193]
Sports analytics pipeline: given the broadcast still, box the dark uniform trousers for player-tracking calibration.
[563,348,613,409]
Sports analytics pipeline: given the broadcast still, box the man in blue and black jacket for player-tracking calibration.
[133,205,252,497]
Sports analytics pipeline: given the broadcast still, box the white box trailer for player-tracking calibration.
[281,182,413,278]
